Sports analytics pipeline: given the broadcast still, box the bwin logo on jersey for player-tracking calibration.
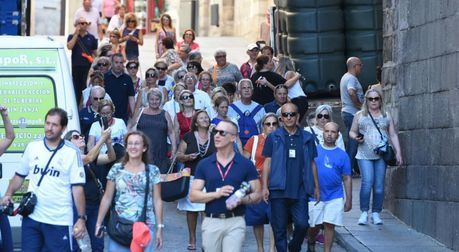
[33,165,61,177]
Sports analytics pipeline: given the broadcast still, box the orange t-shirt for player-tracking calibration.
[243,134,266,178]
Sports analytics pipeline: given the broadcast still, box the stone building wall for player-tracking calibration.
[382,0,459,250]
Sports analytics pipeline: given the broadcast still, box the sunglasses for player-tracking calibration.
[127,65,138,70]
[187,65,197,69]
[180,94,194,100]
[264,122,278,127]
[367,97,380,102]
[146,73,157,78]
[93,97,104,101]
[79,22,88,25]
[71,134,84,140]
[212,128,234,137]
[156,67,167,71]
[215,55,226,58]
[281,112,297,118]
[97,62,109,67]
[317,114,330,119]
[177,75,185,79]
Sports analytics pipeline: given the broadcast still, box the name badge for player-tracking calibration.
[289,149,296,158]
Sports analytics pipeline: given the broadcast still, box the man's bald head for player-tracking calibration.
[324,122,339,132]
[346,57,361,69]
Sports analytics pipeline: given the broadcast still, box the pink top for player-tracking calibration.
[103,0,117,18]
[176,41,200,52]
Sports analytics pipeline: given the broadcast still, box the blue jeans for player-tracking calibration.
[0,214,13,252]
[358,159,386,213]
[270,198,309,252]
[72,203,104,252]
[342,112,359,174]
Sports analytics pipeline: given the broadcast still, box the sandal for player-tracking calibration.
[187,244,197,251]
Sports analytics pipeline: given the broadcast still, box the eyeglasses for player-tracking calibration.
[146,73,157,78]
[264,122,278,127]
[215,55,226,58]
[177,75,185,79]
[127,65,138,70]
[97,62,109,67]
[367,97,380,102]
[185,77,195,81]
[317,114,330,119]
[127,20,136,23]
[156,67,167,71]
[79,22,88,25]
[180,94,194,100]
[212,128,235,137]
[281,112,297,118]
[93,97,104,101]
[71,134,84,140]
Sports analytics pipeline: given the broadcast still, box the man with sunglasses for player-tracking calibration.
[67,17,98,105]
[79,86,107,140]
[190,120,261,252]
[155,61,175,99]
[340,57,365,177]
[262,103,320,252]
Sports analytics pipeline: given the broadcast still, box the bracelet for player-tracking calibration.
[157,224,165,229]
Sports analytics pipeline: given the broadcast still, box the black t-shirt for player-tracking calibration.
[67,33,98,67]
[104,71,135,122]
[84,163,103,204]
[183,131,216,175]
[251,71,286,105]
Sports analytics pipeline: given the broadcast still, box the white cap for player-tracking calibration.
[247,43,259,51]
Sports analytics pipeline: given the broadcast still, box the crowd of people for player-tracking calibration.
[0,1,405,251]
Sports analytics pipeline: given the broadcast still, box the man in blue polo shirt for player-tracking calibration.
[190,119,261,252]
[307,122,352,252]
[262,103,320,252]
[67,17,98,105]
[104,53,135,123]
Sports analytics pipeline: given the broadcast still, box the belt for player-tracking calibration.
[205,212,243,219]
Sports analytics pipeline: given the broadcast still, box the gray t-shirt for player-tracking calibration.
[340,72,364,115]
[209,63,243,86]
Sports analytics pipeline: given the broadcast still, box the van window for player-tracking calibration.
[0,76,57,152]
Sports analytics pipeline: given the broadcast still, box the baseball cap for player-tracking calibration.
[247,43,259,51]
[130,222,152,252]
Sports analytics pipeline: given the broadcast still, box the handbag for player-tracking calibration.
[369,113,397,166]
[160,154,191,202]
[107,165,150,247]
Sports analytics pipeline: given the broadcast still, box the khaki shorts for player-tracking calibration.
[308,197,344,227]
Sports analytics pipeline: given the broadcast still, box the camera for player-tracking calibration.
[1,202,14,216]
[373,140,388,155]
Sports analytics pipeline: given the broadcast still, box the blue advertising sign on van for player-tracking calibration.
[0,49,58,69]
[0,76,56,152]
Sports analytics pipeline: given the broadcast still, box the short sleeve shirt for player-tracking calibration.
[340,72,364,115]
[17,139,85,225]
[104,71,135,121]
[251,71,286,105]
[208,63,243,87]
[313,145,351,201]
[107,163,161,227]
[67,33,98,67]
[88,117,127,153]
[194,153,259,215]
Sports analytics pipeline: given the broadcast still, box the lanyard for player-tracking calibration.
[216,160,234,181]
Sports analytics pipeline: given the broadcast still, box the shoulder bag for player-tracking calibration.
[107,165,150,247]
[160,154,191,202]
[369,113,397,166]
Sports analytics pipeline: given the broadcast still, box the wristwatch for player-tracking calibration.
[157,224,165,229]
[78,215,87,221]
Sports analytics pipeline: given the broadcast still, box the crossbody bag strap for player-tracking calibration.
[140,165,150,222]
[76,36,91,56]
[251,135,258,165]
[368,113,384,140]
[86,163,104,198]
[37,140,64,187]
[309,127,320,144]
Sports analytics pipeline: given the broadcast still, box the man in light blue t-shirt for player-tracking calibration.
[340,57,364,176]
[307,122,352,252]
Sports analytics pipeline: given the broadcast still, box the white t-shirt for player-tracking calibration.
[163,99,180,121]
[227,100,266,133]
[17,139,85,226]
[74,7,100,39]
[89,117,127,153]
[157,75,175,100]
[193,89,212,111]
[287,79,306,99]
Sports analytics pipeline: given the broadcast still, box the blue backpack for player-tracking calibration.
[230,104,263,145]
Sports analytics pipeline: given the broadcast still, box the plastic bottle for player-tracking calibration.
[75,229,92,252]
[226,182,251,210]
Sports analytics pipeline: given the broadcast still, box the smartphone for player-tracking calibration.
[357,133,364,139]
[96,225,105,237]
[100,117,109,129]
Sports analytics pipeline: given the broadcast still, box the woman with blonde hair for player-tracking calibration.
[108,28,126,61]
[174,90,196,140]
[349,88,403,225]
[156,14,176,59]
[120,13,143,61]
[305,104,345,150]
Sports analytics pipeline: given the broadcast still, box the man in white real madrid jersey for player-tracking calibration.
[1,108,87,251]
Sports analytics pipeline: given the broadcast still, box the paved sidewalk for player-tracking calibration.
[335,178,452,252]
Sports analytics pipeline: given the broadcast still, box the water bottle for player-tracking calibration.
[76,229,92,252]
[226,182,251,210]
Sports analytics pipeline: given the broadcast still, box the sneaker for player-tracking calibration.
[358,211,368,225]
[372,212,383,225]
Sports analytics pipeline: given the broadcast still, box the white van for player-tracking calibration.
[0,36,79,246]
